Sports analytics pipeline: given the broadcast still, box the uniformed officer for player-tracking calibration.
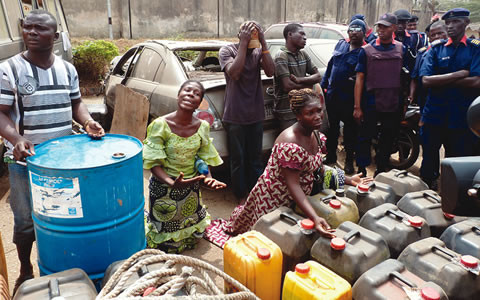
[409,21,447,112]
[408,15,428,50]
[350,14,376,44]
[419,8,480,189]
[353,13,408,176]
[322,19,367,174]
[393,9,426,71]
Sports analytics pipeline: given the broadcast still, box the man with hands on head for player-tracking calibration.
[219,21,274,204]
[0,9,104,295]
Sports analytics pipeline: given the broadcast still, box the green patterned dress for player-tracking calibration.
[143,117,223,253]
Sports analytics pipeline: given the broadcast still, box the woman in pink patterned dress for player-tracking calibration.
[205,89,370,247]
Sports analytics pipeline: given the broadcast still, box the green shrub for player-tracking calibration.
[73,40,119,83]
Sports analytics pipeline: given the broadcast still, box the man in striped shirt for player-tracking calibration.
[273,23,322,129]
[0,10,104,294]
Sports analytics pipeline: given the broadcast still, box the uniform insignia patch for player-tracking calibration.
[471,39,480,46]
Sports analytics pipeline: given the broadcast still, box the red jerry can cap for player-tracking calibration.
[257,248,271,260]
[460,255,478,268]
[443,212,455,219]
[357,183,370,193]
[408,216,423,227]
[300,219,314,230]
[420,287,441,300]
[330,237,346,250]
[329,199,342,209]
[295,263,310,274]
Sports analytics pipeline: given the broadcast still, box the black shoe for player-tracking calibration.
[357,166,367,177]
[422,178,439,191]
[324,156,337,165]
[344,161,355,175]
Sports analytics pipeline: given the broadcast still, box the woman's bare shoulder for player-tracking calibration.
[275,127,298,144]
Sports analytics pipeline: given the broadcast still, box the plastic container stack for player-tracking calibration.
[302,189,359,228]
[398,237,480,300]
[252,206,319,278]
[359,203,430,257]
[345,181,396,217]
[374,169,429,202]
[310,221,390,283]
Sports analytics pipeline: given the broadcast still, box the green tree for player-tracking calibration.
[436,0,480,22]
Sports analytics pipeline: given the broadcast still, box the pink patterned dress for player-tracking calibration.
[205,140,325,248]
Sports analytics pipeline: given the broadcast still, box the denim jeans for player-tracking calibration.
[225,121,264,199]
[8,162,35,244]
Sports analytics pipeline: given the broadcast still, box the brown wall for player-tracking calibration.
[62,0,413,38]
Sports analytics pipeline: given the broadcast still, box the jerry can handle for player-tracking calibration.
[49,278,60,298]
[389,271,417,288]
[343,229,360,243]
[432,245,457,259]
[423,191,441,203]
[473,226,480,235]
[385,209,405,220]
[280,212,300,225]
[395,170,409,177]
[321,194,336,203]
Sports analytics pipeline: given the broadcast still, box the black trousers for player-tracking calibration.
[325,98,357,162]
[356,109,401,171]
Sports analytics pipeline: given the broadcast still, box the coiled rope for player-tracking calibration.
[97,249,258,300]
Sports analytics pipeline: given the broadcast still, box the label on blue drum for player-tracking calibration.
[29,171,83,218]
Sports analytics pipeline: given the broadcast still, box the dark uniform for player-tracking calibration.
[321,38,365,166]
[365,28,377,44]
[355,38,408,172]
[411,43,434,111]
[394,29,426,72]
[419,34,480,184]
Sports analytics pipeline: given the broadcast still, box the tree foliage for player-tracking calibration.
[435,0,480,23]
[73,40,119,83]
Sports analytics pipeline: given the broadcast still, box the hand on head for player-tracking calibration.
[239,21,256,43]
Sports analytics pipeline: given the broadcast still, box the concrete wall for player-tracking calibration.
[62,0,413,38]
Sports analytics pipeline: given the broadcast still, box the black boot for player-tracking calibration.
[357,166,367,177]
[344,159,355,175]
[12,241,34,296]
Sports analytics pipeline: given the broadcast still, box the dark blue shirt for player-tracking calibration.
[411,45,431,112]
[356,38,408,108]
[419,36,480,128]
[365,28,377,44]
[394,30,425,71]
[321,39,363,103]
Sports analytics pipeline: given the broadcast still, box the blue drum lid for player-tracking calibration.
[27,134,142,169]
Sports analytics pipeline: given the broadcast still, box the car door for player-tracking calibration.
[104,46,141,110]
[123,47,162,103]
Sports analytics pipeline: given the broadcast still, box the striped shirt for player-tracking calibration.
[0,54,80,157]
[273,48,317,120]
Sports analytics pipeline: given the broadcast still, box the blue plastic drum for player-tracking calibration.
[26,134,145,281]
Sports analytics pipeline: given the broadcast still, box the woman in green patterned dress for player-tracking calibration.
[143,80,226,253]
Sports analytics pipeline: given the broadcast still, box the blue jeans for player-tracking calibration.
[8,163,35,244]
[225,122,264,199]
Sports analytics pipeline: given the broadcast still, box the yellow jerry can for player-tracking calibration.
[224,230,283,300]
[283,260,352,300]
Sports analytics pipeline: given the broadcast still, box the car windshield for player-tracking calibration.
[174,49,225,81]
